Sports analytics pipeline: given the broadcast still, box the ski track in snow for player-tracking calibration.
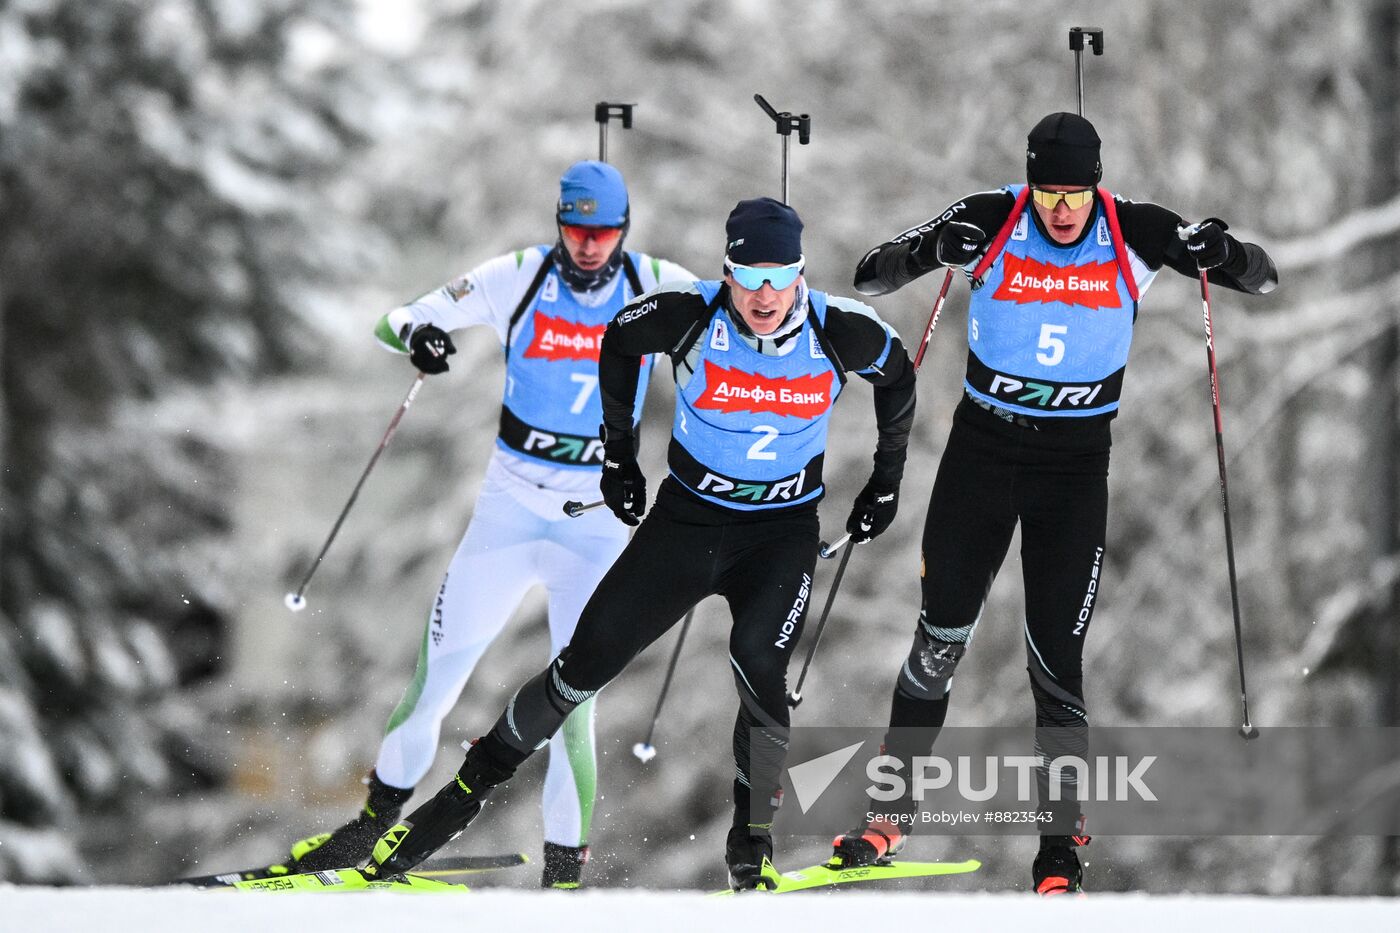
[5,888,1399,933]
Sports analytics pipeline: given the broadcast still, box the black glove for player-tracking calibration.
[1184,219,1230,270]
[846,478,900,544]
[600,431,646,526]
[408,324,457,374]
[932,221,986,267]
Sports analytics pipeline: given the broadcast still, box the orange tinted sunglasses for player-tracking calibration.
[561,224,624,248]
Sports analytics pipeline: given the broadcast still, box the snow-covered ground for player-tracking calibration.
[6,888,1400,933]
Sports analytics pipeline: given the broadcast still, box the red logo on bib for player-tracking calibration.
[694,361,833,418]
[524,315,604,361]
[993,254,1121,310]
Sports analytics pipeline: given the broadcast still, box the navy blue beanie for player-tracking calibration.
[725,198,803,265]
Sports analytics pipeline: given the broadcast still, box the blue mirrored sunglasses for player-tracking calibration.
[724,257,805,291]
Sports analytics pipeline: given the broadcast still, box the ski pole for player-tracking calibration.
[790,249,950,694]
[632,605,698,762]
[285,374,426,612]
[1182,225,1259,740]
[788,541,854,708]
[1068,27,1104,117]
[753,94,811,205]
[913,268,956,371]
[595,101,635,162]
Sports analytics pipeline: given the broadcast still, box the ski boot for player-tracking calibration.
[364,745,514,879]
[725,825,781,892]
[830,814,907,868]
[541,842,590,890]
[1032,834,1090,896]
[293,771,413,872]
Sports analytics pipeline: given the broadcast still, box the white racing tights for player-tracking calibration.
[374,454,626,846]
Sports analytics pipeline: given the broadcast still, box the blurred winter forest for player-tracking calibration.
[0,0,1396,897]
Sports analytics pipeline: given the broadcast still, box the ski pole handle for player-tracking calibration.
[819,534,851,559]
[563,499,606,518]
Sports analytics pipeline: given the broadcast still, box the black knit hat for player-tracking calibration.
[725,197,803,265]
[1026,112,1102,186]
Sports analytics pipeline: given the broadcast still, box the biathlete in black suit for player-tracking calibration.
[832,112,1278,896]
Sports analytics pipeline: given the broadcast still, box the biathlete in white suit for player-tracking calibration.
[291,161,694,889]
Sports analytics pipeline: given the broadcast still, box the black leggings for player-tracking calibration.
[479,479,820,828]
[885,397,1110,834]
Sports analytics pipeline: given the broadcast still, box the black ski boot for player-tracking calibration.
[540,842,590,890]
[1032,835,1089,896]
[364,745,515,879]
[293,772,413,872]
[725,825,780,892]
[830,814,907,868]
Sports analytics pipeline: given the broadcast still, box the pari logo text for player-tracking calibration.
[988,374,1103,409]
[525,315,604,361]
[697,468,808,505]
[994,254,1121,310]
[522,430,604,464]
[694,361,832,419]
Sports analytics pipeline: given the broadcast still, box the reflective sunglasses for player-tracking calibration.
[560,224,625,248]
[724,257,805,291]
[1030,187,1096,211]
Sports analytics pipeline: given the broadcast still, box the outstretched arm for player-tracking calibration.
[853,191,1016,296]
[373,249,552,373]
[1115,198,1278,296]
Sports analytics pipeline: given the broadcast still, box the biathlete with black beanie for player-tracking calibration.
[286,161,695,889]
[361,197,918,892]
[830,113,1278,895]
